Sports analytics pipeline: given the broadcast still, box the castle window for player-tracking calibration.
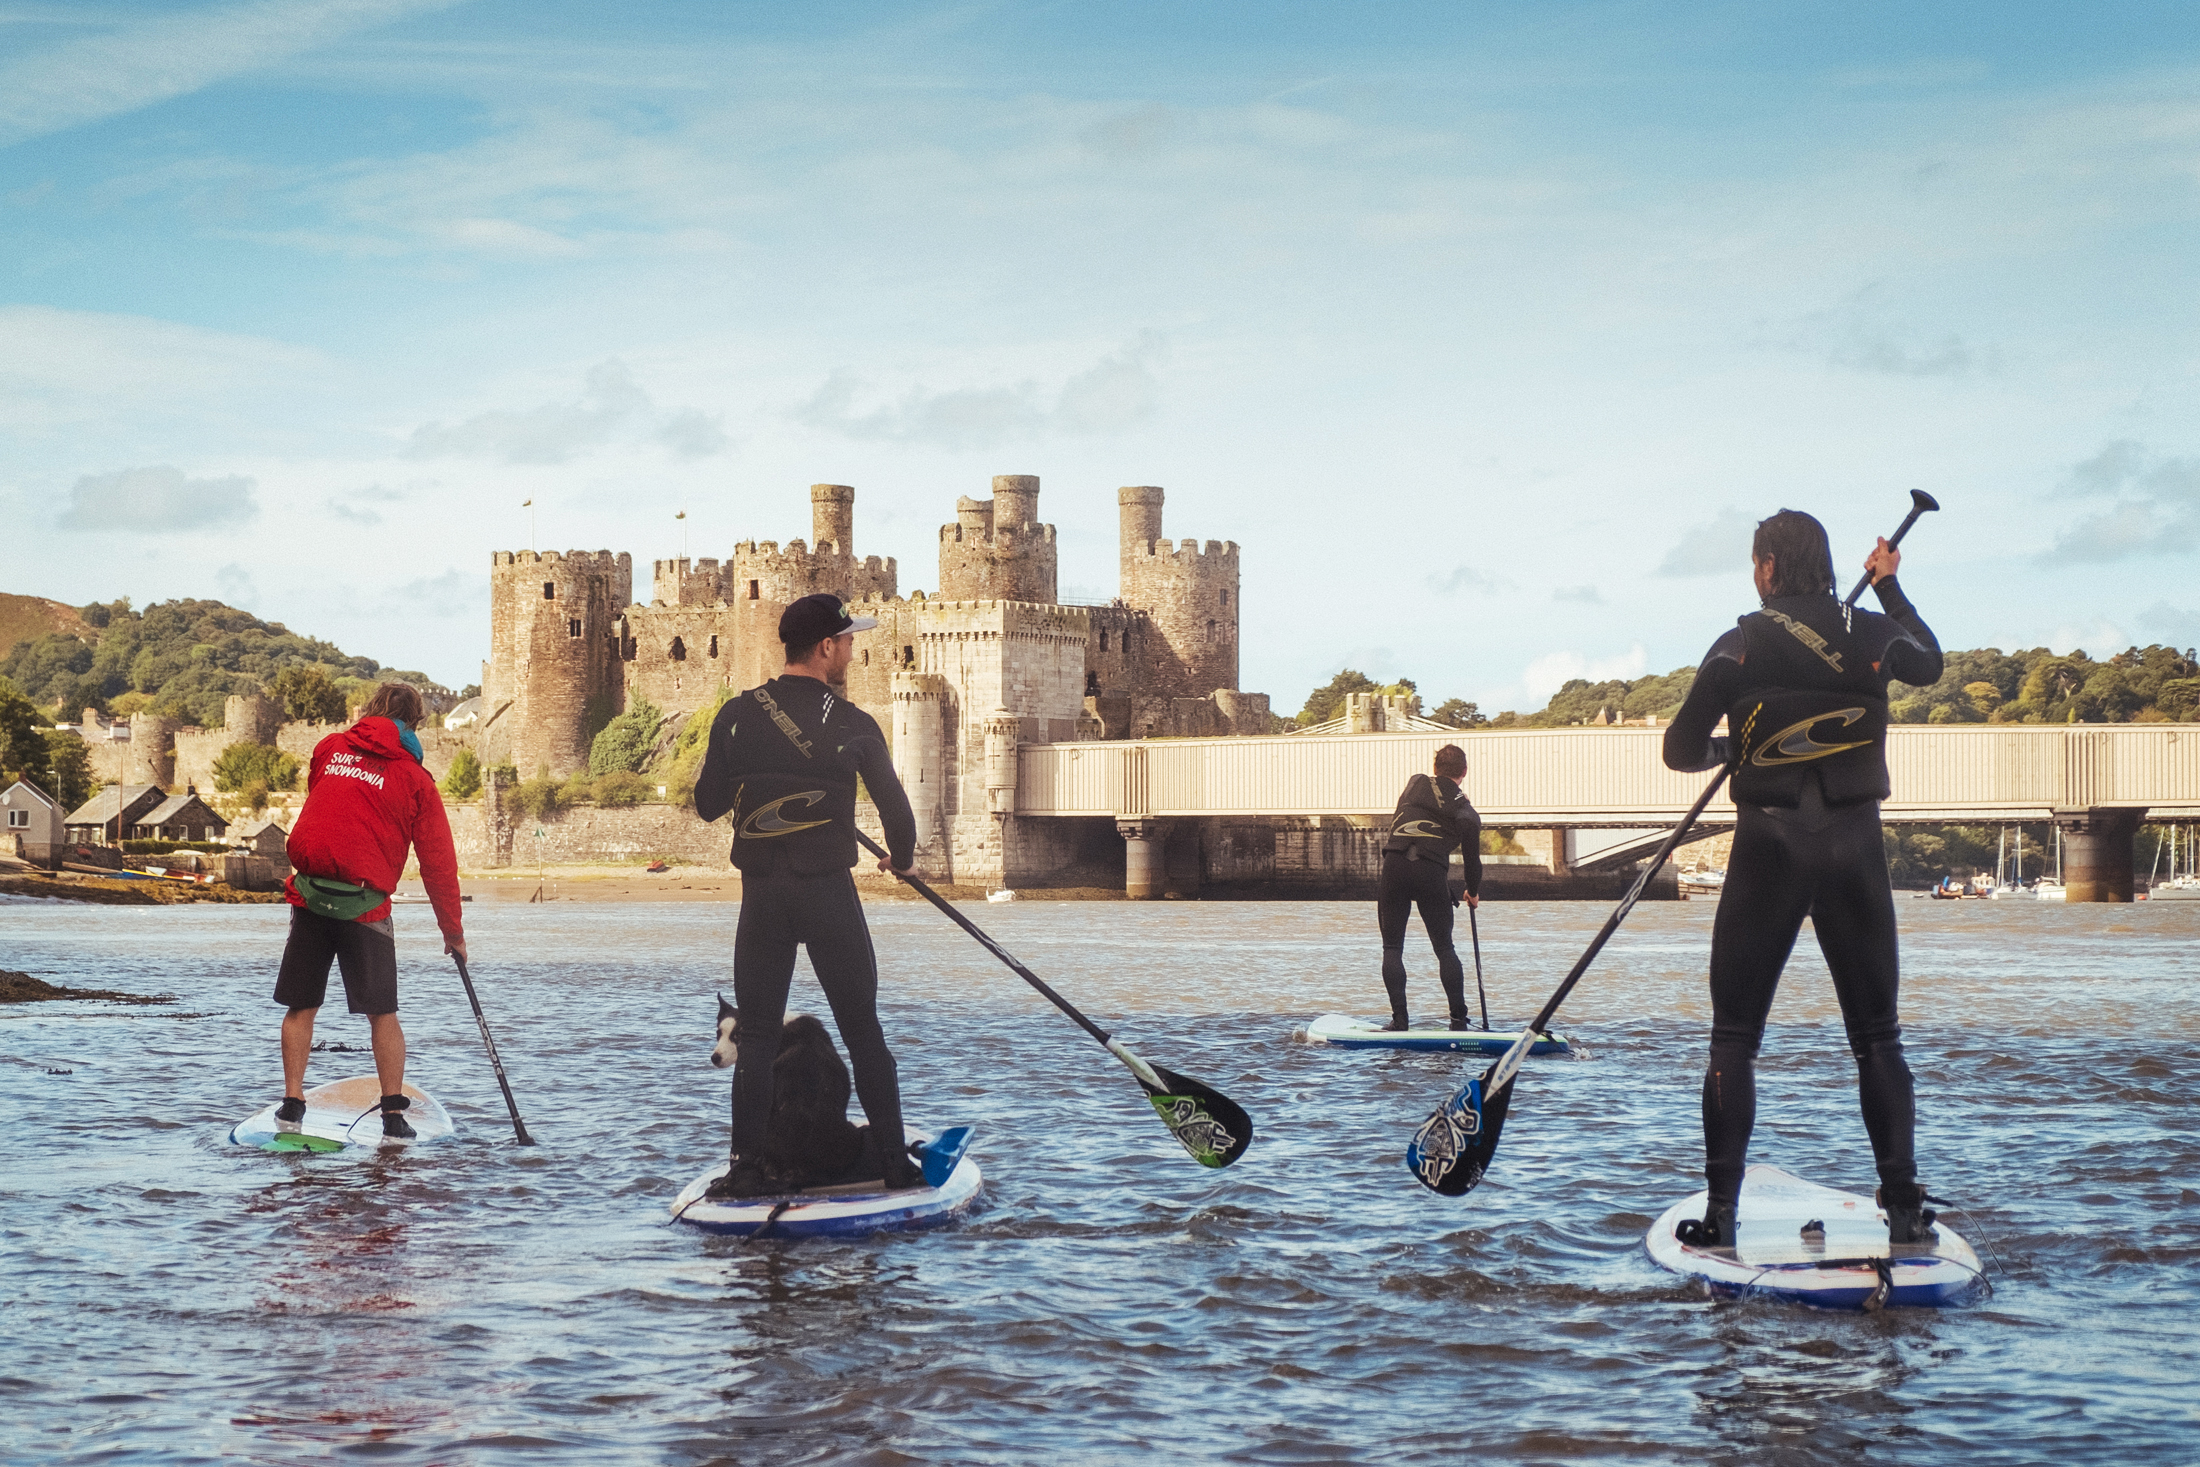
[670,636,687,662]
[1220,589,1228,606]
[1099,630,1109,652]
[622,638,636,661]
[860,649,869,665]
[902,645,914,666]
[1207,619,1217,642]
[747,580,759,600]
[708,635,719,658]
[543,582,556,600]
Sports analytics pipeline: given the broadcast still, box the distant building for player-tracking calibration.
[135,790,228,843]
[232,818,291,859]
[64,784,165,846]
[3,778,62,868]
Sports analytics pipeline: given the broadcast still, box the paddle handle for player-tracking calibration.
[1468,904,1489,1030]
[1841,489,1939,608]
[452,954,536,1145]
[854,829,1113,1049]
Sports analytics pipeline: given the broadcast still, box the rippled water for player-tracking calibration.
[3,890,2196,1464]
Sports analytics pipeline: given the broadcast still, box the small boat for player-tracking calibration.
[986,889,1016,903]
[1678,867,1725,896]
[645,860,670,873]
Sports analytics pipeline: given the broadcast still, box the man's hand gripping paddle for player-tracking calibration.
[1407,491,1939,1196]
[856,829,1252,1168]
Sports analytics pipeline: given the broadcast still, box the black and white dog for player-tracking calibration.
[711,993,873,1187]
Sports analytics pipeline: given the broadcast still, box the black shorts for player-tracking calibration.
[274,907,399,1015]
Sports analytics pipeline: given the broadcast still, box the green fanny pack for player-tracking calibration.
[294,873,389,921]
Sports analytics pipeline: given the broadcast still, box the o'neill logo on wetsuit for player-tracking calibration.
[1392,819,1448,841]
[738,791,831,839]
[1749,707,1873,767]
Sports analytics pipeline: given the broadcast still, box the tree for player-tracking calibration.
[589,696,664,775]
[268,664,348,723]
[41,731,93,810]
[212,741,301,792]
[1297,669,1381,726]
[441,747,483,800]
[1430,698,1488,728]
[0,676,54,791]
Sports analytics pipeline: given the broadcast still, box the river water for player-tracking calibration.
[3,891,2195,1464]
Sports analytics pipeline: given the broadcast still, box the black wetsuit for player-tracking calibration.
[1377,773,1485,1025]
[694,676,918,1171]
[1663,578,1943,1207]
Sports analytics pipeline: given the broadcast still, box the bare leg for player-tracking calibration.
[367,1012,407,1096]
[281,1006,318,1097]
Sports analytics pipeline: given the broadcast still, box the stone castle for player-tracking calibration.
[475,478,1270,884]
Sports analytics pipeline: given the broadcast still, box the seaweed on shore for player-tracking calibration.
[0,969,175,1006]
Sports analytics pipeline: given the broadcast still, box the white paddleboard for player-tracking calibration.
[1647,1164,1987,1309]
[671,1126,981,1239]
[1301,1012,1572,1056]
[229,1075,456,1153]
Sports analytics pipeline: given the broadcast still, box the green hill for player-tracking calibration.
[0,593,88,663]
[0,596,455,729]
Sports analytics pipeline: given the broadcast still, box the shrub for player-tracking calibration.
[663,688,734,806]
[508,772,566,820]
[213,740,301,793]
[242,779,271,813]
[268,665,348,723]
[593,769,654,806]
[589,695,664,775]
[441,747,483,800]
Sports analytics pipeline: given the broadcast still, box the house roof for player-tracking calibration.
[64,784,162,827]
[234,818,289,842]
[2,779,57,809]
[141,794,227,830]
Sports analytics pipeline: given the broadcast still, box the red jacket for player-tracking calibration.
[285,717,464,943]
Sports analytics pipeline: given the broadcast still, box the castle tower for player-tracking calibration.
[650,557,725,606]
[891,671,953,875]
[1117,485,1239,701]
[485,549,632,776]
[727,484,897,692]
[938,474,1058,603]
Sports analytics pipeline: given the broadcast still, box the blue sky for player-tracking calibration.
[3,1,2197,709]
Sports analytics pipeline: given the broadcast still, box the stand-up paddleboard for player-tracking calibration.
[229,1075,456,1153]
[1647,1164,1986,1310]
[1302,1013,1572,1056]
[671,1126,981,1238]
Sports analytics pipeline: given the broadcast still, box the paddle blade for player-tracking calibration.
[1407,1063,1514,1195]
[1137,1062,1253,1169]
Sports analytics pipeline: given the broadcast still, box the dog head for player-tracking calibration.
[711,992,740,1069]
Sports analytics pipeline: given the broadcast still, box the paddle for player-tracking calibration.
[1468,904,1489,1031]
[1407,493,1939,1196]
[855,829,1253,1168]
[452,953,536,1145]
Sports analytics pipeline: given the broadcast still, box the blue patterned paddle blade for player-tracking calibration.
[1407,1065,1512,1196]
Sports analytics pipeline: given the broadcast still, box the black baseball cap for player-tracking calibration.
[778,593,877,645]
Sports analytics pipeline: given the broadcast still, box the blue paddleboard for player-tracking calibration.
[1647,1164,1987,1310]
[1302,1012,1572,1056]
[670,1126,981,1238]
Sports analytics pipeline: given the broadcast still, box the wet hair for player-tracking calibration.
[357,682,425,729]
[1434,744,1466,779]
[1751,510,1836,597]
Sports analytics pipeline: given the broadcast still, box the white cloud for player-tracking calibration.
[1553,584,1604,604]
[0,305,324,432]
[793,337,1166,450]
[58,465,259,532]
[654,408,731,461]
[2041,442,2200,563]
[2137,601,2200,649]
[2047,619,2129,658]
[1523,643,1649,705]
[0,0,461,149]
[1656,509,1755,578]
[403,360,726,465]
[215,561,260,607]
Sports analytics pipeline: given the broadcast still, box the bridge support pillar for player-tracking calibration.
[1546,828,1570,877]
[2060,807,2142,903]
[1119,820,1160,900]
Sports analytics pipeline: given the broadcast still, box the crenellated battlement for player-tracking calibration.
[1127,537,1238,565]
[491,548,630,570]
[940,522,1059,546]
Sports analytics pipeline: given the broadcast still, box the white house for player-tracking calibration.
[2,778,63,869]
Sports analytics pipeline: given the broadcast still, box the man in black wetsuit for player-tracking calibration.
[1662,510,1945,1248]
[1377,744,1485,1031]
[694,593,923,1197]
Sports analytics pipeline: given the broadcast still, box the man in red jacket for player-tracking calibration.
[275,682,467,1139]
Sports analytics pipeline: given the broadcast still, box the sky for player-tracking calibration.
[3,0,2197,710]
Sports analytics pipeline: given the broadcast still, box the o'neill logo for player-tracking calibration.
[738,791,831,839]
[1750,707,1872,767]
[1392,819,1449,841]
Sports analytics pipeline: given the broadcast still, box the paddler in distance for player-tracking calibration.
[1376,743,1485,1030]
[273,682,467,1140]
[1662,510,1945,1248]
[693,593,924,1197]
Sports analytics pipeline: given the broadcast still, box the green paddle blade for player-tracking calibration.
[1139,1063,1254,1169]
[264,1133,345,1153]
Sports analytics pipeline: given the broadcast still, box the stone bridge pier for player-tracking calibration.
[2059,807,2145,903]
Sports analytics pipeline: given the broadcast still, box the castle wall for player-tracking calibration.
[487,550,631,777]
[1115,485,1240,706]
[725,539,897,694]
[937,475,1058,604]
[621,603,739,717]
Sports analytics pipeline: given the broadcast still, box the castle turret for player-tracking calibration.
[485,549,632,776]
[938,474,1058,604]
[727,485,896,691]
[812,483,855,555]
[1116,486,1239,701]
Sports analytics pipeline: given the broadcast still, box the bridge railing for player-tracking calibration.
[1016,725,2200,823]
